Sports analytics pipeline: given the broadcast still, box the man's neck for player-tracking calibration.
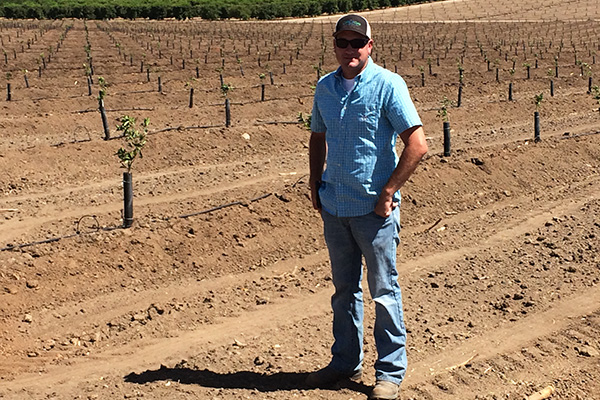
[341,59,369,79]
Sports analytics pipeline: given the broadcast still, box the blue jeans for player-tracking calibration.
[321,208,407,385]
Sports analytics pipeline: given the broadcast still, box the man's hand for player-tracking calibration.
[374,192,397,218]
[310,180,322,211]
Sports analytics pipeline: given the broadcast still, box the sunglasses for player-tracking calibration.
[335,38,370,49]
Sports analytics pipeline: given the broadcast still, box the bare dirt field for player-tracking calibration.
[1,0,600,399]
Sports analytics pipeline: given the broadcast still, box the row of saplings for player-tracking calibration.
[436,84,600,157]
[113,82,600,230]
[434,91,544,157]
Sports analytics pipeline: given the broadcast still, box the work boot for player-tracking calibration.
[369,380,400,400]
[305,366,362,388]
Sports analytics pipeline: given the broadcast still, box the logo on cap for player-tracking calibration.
[343,21,362,27]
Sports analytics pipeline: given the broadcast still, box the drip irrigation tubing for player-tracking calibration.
[0,215,119,252]
[165,193,273,220]
[49,124,224,147]
[0,193,275,252]
[255,120,302,125]
[149,124,223,135]
[560,130,600,139]
[73,107,155,114]
[51,138,92,147]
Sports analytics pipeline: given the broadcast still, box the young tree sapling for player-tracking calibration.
[115,115,149,228]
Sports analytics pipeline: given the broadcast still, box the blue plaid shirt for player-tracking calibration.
[311,59,422,217]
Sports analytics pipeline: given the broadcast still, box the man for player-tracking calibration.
[307,14,428,400]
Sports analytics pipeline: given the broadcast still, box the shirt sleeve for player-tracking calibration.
[310,86,327,133]
[384,75,422,135]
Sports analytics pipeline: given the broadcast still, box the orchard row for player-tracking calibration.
[0,17,598,150]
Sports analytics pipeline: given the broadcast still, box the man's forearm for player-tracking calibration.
[309,131,327,210]
[383,126,427,195]
[309,131,326,182]
[375,126,427,217]
[383,145,426,195]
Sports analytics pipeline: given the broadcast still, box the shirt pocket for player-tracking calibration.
[356,104,379,133]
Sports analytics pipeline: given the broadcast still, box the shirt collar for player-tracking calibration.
[334,57,374,82]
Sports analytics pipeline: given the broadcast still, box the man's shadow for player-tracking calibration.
[124,365,370,395]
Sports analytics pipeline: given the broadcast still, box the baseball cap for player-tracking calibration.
[333,14,371,39]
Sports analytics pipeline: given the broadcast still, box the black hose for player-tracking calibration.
[1,193,275,251]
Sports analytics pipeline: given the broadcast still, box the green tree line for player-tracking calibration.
[0,0,441,20]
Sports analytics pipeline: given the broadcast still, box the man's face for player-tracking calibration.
[333,30,373,79]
